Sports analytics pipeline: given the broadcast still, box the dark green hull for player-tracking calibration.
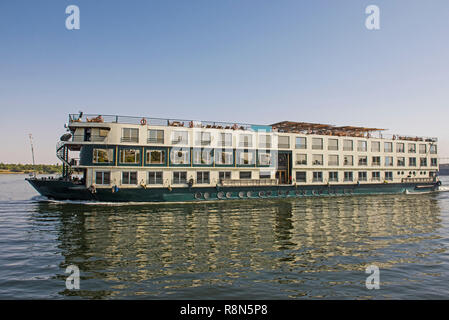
[26,178,440,203]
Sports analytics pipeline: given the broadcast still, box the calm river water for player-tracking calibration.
[1,174,449,299]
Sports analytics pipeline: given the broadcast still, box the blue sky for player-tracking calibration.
[0,0,448,163]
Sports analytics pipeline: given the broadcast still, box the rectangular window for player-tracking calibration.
[195,132,211,146]
[408,143,416,153]
[385,172,393,181]
[239,134,253,147]
[430,145,437,154]
[358,171,367,181]
[357,140,367,152]
[219,171,231,180]
[312,138,323,150]
[258,152,272,166]
[371,141,380,152]
[215,149,233,165]
[343,140,353,151]
[121,128,139,143]
[420,157,427,167]
[278,136,290,149]
[93,148,113,163]
[122,171,137,185]
[219,133,232,147]
[173,171,187,184]
[196,171,210,184]
[148,171,163,184]
[328,171,338,182]
[419,144,426,154]
[95,171,110,185]
[384,142,393,153]
[344,155,353,166]
[397,157,405,166]
[258,134,272,148]
[296,171,306,182]
[431,158,438,167]
[171,131,189,145]
[312,172,323,182]
[372,156,381,166]
[192,149,213,165]
[312,154,323,165]
[295,137,307,149]
[358,156,367,166]
[170,148,190,165]
[328,155,339,166]
[409,157,416,166]
[238,150,255,165]
[120,148,141,164]
[259,171,271,179]
[240,171,252,179]
[372,171,381,181]
[147,129,164,144]
[396,143,405,153]
[328,139,339,151]
[385,156,394,166]
[296,154,307,165]
[146,149,166,165]
[344,171,353,182]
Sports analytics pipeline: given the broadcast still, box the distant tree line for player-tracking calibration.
[0,163,62,174]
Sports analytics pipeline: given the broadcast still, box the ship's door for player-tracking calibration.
[276,151,291,184]
[276,170,287,184]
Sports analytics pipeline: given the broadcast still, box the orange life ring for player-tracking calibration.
[140,118,147,125]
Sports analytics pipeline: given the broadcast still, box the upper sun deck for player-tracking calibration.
[68,113,438,143]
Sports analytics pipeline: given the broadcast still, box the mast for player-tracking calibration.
[29,134,36,178]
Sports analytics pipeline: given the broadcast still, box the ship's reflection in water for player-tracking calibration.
[32,193,448,299]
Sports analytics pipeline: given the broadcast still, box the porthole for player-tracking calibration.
[194,192,202,199]
[217,191,225,199]
[226,192,232,199]
[247,191,252,197]
[204,192,210,199]
[259,191,265,197]
[238,191,245,198]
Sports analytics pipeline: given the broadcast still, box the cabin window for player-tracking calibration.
[372,172,381,181]
[384,142,393,153]
[372,156,381,166]
[195,132,211,146]
[278,136,290,149]
[296,171,306,182]
[419,144,426,154]
[357,141,367,152]
[196,171,210,184]
[121,128,139,143]
[328,155,339,166]
[173,171,187,184]
[344,155,353,166]
[95,171,110,185]
[171,131,189,145]
[358,171,367,181]
[343,140,353,151]
[219,133,232,147]
[120,148,141,164]
[192,149,213,165]
[93,148,113,163]
[215,149,233,165]
[396,143,405,153]
[408,143,416,153]
[295,137,307,149]
[122,171,137,185]
[240,171,252,179]
[219,171,231,180]
[431,158,437,167]
[409,157,416,166]
[239,134,253,147]
[430,145,437,154]
[312,138,323,150]
[397,157,405,166]
[170,148,190,165]
[146,150,166,165]
[258,152,272,166]
[312,172,323,182]
[344,171,353,182]
[259,171,271,179]
[296,154,307,165]
[312,154,323,165]
[385,172,393,181]
[371,141,380,152]
[259,134,272,148]
[329,171,338,182]
[385,156,394,166]
[238,150,255,165]
[147,129,164,144]
[148,171,163,184]
[358,156,367,166]
[328,139,338,151]
[420,157,427,167]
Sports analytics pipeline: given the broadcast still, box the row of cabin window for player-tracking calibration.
[296,171,394,182]
[94,170,269,185]
[93,148,273,166]
[296,155,438,167]
[122,128,438,154]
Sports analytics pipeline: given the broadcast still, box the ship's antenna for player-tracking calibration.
[29,134,36,178]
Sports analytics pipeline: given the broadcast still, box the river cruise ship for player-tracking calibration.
[27,113,441,202]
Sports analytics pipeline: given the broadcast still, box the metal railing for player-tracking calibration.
[221,179,278,186]
[402,177,434,183]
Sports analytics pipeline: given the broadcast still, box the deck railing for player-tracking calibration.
[401,177,434,183]
[221,179,278,186]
